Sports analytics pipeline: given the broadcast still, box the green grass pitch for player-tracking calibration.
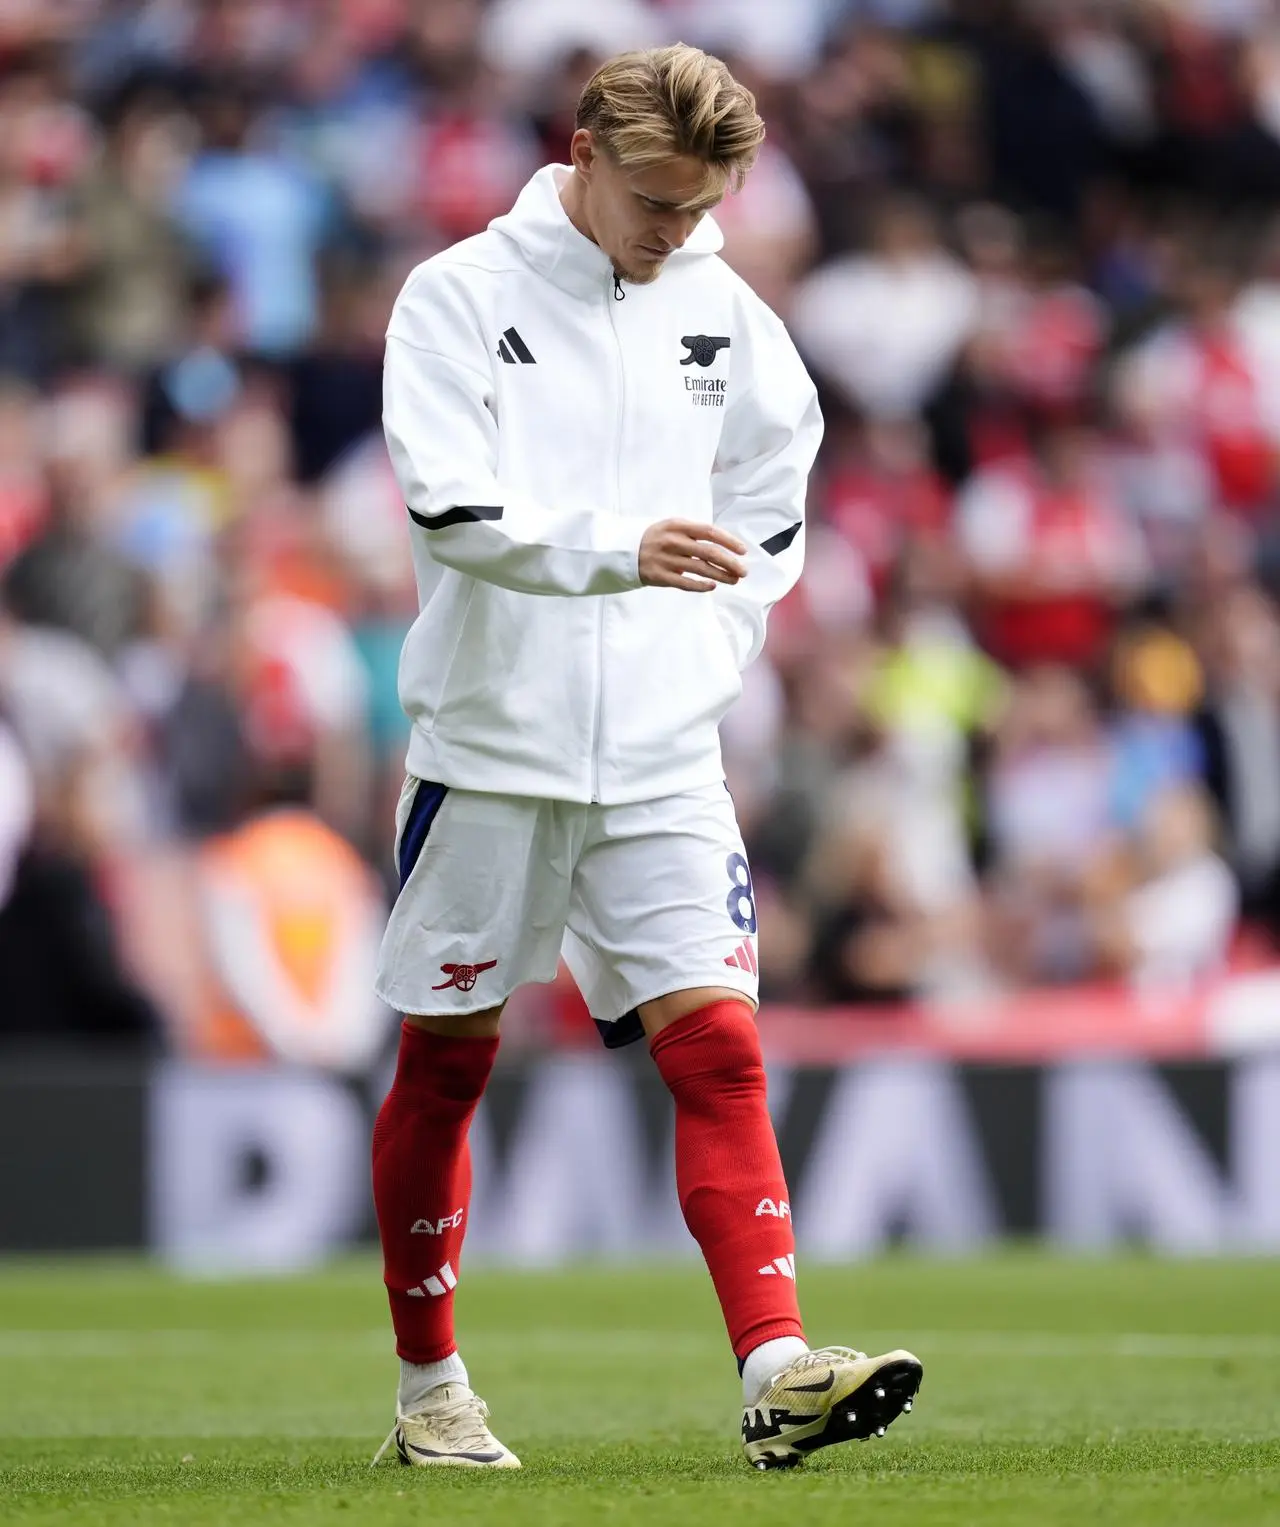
[2,1251,1278,1525]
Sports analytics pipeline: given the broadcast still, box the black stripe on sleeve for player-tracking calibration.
[761,521,802,556]
[408,504,505,531]
[503,327,536,364]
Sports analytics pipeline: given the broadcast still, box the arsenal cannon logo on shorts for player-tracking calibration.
[432,959,498,992]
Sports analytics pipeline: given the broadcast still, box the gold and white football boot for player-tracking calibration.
[371,1383,520,1469]
[741,1346,923,1470]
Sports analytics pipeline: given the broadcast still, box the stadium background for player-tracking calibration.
[1,0,1280,1266]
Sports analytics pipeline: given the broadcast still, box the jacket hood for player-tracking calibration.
[488,163,724,300]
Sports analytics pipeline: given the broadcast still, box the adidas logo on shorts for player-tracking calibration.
[725,937,757,974]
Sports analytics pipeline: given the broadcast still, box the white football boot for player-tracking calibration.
[741,1346,923,1470]
[371,1383,521,1469]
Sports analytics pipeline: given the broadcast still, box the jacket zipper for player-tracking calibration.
[593,274,626,801]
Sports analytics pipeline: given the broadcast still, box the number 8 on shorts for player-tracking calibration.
[725,852,757,934]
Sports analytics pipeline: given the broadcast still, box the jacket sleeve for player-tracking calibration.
[710,301,823,669]
[384,265,644,597]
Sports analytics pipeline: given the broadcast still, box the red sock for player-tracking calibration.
[650,1001,804,1359]
[372,1022,497,1363]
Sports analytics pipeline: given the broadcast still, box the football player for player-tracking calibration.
[371,43,921,1472]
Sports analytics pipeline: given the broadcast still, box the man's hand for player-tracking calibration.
[638,519,748,592]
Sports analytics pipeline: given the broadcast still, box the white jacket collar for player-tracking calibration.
[488,163,723,300]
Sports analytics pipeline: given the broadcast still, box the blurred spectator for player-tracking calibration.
[173,80,333,356]
[0,376,50,569]
[3,382,151,658]
[1107,354,1217,582]
[286,253,385,483]
[0,600,135,789]
[187,784,393,1072]
[978,0,1110,220]
[822,415,951,600]
[792,195,977,421]
[1234,216,1280,449]
[713,134,819,317]
[224,575,373,850]
[1195,581,1280,937]
[528,43,607,162]
[0,715,32,905]
[661,0,832,78]
[1050,2,1155,150]
[786,24,927,252]
[1116,253,1274,521]
[0,52,94,382]
[956,421,1148,670]
[0,829,162,1047]
[67,82,196,371]
[984,665,1118,985]
[481,0,657,84]
[1107,621,1206,833]
[807,806,935,1004]
[954,213,1106,471]
[1092,782,1239,989]
[140,269,242,456]
[0,620,159,1047]
[802,564,1000,1003]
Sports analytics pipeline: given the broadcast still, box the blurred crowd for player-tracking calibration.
[5,0,1280,1060]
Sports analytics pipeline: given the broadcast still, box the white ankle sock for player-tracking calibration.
[741,1336,809,1406]
[398,1351,469,1414]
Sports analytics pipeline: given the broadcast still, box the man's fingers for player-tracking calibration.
[667,534,746,581]
[663,550,740,585]
[638,519,749,591]
[693,546,747,580]
[666,521,749,557]
[699,524,749,557]
[688,556,742,584]
[649,564,717,592]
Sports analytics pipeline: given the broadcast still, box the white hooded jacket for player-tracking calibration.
[384,164,822,804]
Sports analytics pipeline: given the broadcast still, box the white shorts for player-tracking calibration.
[374,777,760,1046]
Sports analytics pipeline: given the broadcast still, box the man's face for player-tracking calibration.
[569,130,722,285]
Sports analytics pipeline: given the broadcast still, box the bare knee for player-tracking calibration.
[403,1003,505,1039]
[638,986,756,1040]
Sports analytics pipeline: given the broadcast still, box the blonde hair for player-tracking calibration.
[576,44,765,207]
